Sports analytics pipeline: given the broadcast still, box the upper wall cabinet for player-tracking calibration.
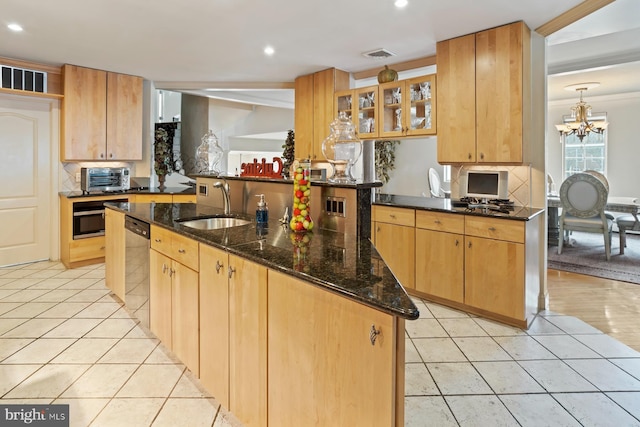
[437,21,530,164]
[61,64,143,161]
[378,74,436,138]
[295,68,350,161]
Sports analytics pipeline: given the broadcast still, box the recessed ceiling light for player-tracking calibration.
[394,0,408,8]
[264,46,275,56]
[8,23,23,32]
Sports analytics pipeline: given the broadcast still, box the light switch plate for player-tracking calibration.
[75,172,81,183]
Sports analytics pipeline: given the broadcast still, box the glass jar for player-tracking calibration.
[195,129,223,175]
[290,159,314,232]
[321,112,362,183]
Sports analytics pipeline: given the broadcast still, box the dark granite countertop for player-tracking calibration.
[107,202,419,320]
[59,186,196,198]
[190,174,383,190]
[374,194,544,221]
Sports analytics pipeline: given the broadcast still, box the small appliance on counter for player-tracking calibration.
[81,167,130,194]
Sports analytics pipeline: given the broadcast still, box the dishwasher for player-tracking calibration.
[125,216,151,329]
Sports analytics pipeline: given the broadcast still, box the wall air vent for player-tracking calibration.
[1,65,47,93]
[362,48,396,59]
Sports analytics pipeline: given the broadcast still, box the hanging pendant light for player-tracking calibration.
[555,83,608,143]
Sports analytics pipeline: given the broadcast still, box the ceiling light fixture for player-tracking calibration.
[394,0,408,8]
[264,46,275,56]
[8,23,23,32]
[555,83,608,143]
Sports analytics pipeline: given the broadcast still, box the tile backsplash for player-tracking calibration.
[451,165,531,207]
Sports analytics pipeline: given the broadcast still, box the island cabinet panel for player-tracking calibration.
[104,208,125,300]
[149,226,200,376]
[228,254,268,427]
[267,270,397,426]
[199,243,230,409]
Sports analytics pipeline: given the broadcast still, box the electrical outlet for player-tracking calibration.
[75,172,81,183]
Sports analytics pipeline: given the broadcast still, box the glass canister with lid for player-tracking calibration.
[321,112,362,183]
[195,129,223,175]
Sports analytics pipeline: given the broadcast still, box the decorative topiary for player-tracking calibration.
[375,140,401,184]
[154,127,173,186]
[281,129,295,178]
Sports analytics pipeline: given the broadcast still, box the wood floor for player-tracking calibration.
[547,268,640,352]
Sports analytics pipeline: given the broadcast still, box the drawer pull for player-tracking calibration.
[178,249,186,254]
[434,220,441,224]
[370,324,381,346]
[100,246,105,250]
[228,266,236,279]
[488,227,496,231]
[389,214,396,219]
[215,260,223,273]
[155,238,162,243]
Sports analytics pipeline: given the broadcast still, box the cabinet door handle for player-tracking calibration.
[228,266,236,279]
[178,248,186,254]
[169,268,175,277]
[100,246,105,250]
[370,324,381,346]
[468,241,472,248]
[480,153,485,160]
[455,239,459,246]
[468,153,472,160]
[376,226,380,232]
[215,260,223,274]
[109,153,114,159]
[162,263,167,274]
[100,153,105,159]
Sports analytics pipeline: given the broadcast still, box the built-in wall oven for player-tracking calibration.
[72,199,127,239]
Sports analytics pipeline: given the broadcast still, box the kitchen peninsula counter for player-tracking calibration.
[106,201,419,320]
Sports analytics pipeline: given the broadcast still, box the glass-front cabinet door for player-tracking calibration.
[355,86,378,139]
[404,74,436,136]
[378,81,405,138]
[334,89,354,122]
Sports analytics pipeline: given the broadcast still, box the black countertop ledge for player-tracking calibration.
[107,202,419,321]
[60,186,196,198]
[374,194,545,220]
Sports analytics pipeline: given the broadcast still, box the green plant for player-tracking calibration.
[375,140,401,184]
[281,129,295,178]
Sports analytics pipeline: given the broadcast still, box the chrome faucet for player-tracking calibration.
[213,179,231,215]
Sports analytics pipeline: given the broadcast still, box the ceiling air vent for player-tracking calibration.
[362,48,396,59]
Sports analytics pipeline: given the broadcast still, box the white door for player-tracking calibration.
[0,95,55,267]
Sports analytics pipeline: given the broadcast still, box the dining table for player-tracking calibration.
[547,195,639,246]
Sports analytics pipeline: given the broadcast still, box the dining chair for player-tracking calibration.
[616,213,640,254]
[558,172,613,261]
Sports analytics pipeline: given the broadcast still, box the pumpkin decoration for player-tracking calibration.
[377,65,398,83]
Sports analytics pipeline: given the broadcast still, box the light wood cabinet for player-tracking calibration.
[354,85,379,138]
[437,21,530,164]
[199,244,230,409]
[372,205,415,289]
[105,208,125,300]
[150,225,199,376]
[267,269,399,426]
[378,74,436,138]
[61,64,142,161]
[59,194,129,269]
[294,68,349,161]
[171,194,197,203]
[464,216,525,320]
[415,211,464,302]
[228,254,268,427]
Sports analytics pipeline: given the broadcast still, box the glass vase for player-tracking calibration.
[321,112,362,183]
[195,129,223,175]
[290,159,314,232]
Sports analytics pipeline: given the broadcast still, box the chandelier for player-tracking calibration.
[555,83,608,143]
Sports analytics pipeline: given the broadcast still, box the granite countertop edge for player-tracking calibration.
[59,186,196,198]
[374,194,545,221]
[107,202,419,320]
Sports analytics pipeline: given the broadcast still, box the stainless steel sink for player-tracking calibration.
[177,216,251,230]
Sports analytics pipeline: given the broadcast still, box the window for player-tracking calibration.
[561,114,608,181]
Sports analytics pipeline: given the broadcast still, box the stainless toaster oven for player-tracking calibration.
[80,167,130,193]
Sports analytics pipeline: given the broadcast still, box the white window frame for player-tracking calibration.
[561,113,608,181]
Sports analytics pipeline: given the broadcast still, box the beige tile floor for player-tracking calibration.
[2,261,640,426]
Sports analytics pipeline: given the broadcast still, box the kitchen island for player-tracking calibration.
[106,201,418,427]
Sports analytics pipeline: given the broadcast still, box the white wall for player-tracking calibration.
[547,91,640,197]
[379,137,445,197]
